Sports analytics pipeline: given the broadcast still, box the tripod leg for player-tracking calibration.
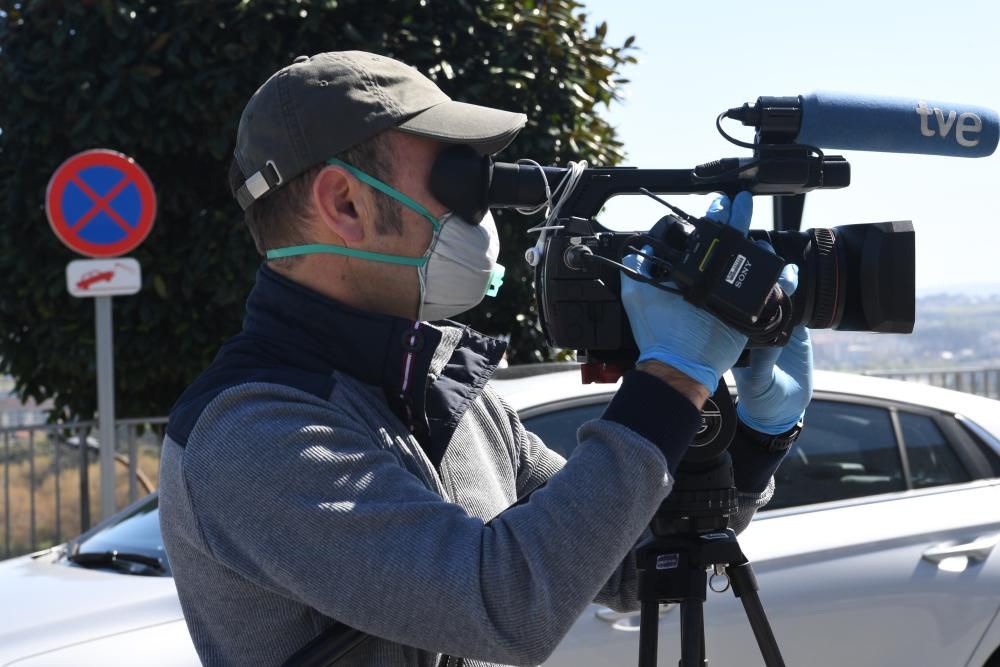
[638,600,660,667]
[727,562,785,667]
[679,600,707,667]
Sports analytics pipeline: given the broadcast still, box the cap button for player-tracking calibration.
[293,55,309,63]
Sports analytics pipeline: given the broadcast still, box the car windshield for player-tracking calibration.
[71,494,169,574]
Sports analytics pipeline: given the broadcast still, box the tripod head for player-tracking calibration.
[651,381,739,537]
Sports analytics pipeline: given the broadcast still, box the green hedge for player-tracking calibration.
[0,0,634,419]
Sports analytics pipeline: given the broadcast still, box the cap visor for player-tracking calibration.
[397,101,527,155]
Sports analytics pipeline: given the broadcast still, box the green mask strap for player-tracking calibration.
[265,158,441,264]
[327,157,440,231]
[266,244,427,265]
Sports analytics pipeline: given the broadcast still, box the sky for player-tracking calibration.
[582,0,1000,292]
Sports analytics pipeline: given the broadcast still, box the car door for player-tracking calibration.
[705,479,1000,667]
[540,395,1000,667]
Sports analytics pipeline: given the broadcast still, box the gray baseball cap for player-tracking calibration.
[234,51,528,210]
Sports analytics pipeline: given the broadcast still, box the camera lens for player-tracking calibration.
[751,220,915,333]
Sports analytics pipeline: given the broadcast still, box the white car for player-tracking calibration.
[2,369,999,667]
[503,368,1000,667]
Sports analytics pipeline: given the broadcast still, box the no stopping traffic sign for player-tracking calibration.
[45,149,157,258]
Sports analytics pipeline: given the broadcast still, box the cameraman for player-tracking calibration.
[159,51,812,667]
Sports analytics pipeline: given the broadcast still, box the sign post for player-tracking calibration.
[95,296,115,519]
[46,149,156,520]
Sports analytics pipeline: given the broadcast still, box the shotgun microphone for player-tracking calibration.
[727,91,999,158]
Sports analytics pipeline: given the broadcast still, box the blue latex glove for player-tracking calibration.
[732,255,814,434]
[621,192,752,393]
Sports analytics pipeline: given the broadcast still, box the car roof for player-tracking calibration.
[491,366,1000,438]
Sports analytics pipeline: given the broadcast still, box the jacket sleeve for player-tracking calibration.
[180,380,687,667]
[499,385,775,614]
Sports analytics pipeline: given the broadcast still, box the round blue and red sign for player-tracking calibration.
[45,149,157,258]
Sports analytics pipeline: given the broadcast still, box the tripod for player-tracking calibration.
[635,385,785,667]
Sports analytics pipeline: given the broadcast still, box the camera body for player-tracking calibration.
[428,100,916,382]
[537,213,915,379]
[545,213,787,349]
[539,223,778,367]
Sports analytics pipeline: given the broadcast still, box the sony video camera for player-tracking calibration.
[426,93,958,382]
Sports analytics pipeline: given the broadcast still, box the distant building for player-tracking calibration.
[0,376,50,427]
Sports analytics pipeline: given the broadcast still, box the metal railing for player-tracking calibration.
[0,417,166,559]
[864,367,1000,399]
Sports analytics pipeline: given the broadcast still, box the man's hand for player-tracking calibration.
[621,193,754,406]
[734,325,813,433]
[732,257,814,434]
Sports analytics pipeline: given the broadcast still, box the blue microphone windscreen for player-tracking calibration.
[797,92,998,158]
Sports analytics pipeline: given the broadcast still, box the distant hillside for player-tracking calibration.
[918,283,1000,299]
[813,290,1000,371]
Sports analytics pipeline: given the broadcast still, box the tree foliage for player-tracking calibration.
[0,0,635,419]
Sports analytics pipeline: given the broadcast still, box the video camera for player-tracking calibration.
[429,92,999,382]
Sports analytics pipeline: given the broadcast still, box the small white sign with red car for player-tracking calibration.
[66,258,142,298]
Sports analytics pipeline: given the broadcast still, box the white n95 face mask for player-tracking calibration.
[265,158,505,322]
[418,210,503,321]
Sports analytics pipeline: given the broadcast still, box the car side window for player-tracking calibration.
[899,412,970,489]
[522,402,608,459]
[769,400,905,510]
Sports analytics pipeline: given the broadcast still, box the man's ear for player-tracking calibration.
[311,165,366,243]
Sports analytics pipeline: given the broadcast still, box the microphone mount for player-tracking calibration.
[725,96,802,139]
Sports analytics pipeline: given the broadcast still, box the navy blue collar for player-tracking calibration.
[169,265,508,464]
[245,265,440,404]
[175,265,507,465]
